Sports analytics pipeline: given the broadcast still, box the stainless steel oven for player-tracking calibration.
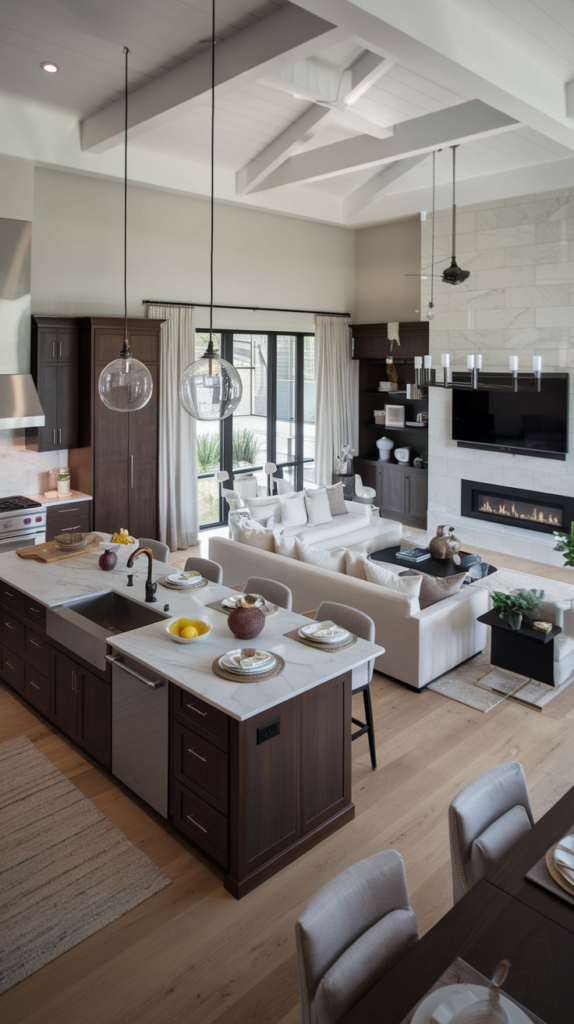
[0,498,46,552]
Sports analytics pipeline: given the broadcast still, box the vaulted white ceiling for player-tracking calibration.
[2,0,574,226]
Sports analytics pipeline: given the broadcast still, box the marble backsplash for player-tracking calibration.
[0,430,69,499]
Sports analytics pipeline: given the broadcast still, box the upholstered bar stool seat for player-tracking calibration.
[138,537,169,562]
[244,576,293,610]
[184,556,223,584]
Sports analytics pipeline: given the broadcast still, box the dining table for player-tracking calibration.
[339,786,574,1024]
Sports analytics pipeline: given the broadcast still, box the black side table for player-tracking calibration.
[332,472,355,500]
[477,610,562,687]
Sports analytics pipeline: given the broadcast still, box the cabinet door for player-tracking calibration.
[50,649,79,738]
[407,472,428,521]
[128,360,159,539]
[351,325,388,360]
[77,668,111,768]
[379,464,406,514]
[37,362,59,451]
[57,329,77,363]
[3,648,25,694]
[57,362,78,448]
[38,331,59,364]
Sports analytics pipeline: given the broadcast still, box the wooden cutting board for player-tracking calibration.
[16,534,104,563]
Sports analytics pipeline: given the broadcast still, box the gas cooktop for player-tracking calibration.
[0,495,44,514]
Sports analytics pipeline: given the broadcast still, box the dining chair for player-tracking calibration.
[296,848,419,1024]
[244,576,293,610]
[138,537,169,562]
[315,601,377,770]
[184,556,223,585]
[449,761,534,903]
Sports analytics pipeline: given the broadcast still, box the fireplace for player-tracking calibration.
[461,480,574,535]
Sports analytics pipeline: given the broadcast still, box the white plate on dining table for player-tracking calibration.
[219,650,276,674]
[411,983,531,1024]
[166,571,203,587]
[299,621,350,644]
[221,594,278,615]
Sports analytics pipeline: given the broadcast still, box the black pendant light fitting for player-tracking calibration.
[442,145,470,286]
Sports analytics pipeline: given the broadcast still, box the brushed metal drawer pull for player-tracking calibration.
[5,661,16,670]
[186,814,208,833]
[187,748,208,762]
[185,703,208,717]
[30,638,44,648]
[29,679,41,690]
[59,508,80,514]
[4,589,15,597]
[29,606,42,614]
[64,526,83,532]
[5,622,16,630]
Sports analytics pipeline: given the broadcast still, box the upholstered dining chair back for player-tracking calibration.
[295,849,419,1024]
[138,537,169,562]
[244,576,293,610]
[184,556,223,584]
[449,761,534,903]
[315,602,375,686]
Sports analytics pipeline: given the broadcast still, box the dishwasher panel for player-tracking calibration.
[110,654,169,818]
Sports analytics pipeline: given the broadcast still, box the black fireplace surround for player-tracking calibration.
[461,480,574,535]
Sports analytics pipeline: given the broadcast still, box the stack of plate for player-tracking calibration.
[166,571,203,588]
[378,382,398,392]
[298,620,350,644]
[219,649,276,675]
[553,833,574,887]
[221,594,278,615]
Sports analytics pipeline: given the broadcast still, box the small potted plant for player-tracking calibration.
[554,522,574,567]
[491,589,545,630]
[57,467,71,495]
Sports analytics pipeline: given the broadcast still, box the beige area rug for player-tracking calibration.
[0,736,171,994]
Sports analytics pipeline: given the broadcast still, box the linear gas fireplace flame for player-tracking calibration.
[461,480,573,536]
[477,495,562,528]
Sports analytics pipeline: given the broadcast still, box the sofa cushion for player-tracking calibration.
[296,540,347,574]
[399,568,467,609]
[274,532,300,559]
[280,491,308,528]
[244,494,281,524]
[345,550,369,580]
[236,522,275,551]
[365,559,422,610]
[326,482,347,516]
[304,487,333,526]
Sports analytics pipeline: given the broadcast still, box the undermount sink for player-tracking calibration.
[47,592,167,672]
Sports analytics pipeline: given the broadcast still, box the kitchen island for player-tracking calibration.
[0,542,382,897]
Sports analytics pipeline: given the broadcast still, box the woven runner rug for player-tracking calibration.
[0,736,171,994]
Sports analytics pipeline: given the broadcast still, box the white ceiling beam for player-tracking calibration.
[250,100,519,191]
[346,49,396,104]
[236,105,333,195]
[343,153,428,218]
[566,80,574,120]
[81,5,342,153]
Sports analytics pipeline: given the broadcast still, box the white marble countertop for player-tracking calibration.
[0,542,383,721]
[26,490,92,506]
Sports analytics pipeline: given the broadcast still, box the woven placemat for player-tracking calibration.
[211,653,285,683]
[157,576,209,592]
[283,626,357,652]
[399,957,546,1024]
[526,825,574,905]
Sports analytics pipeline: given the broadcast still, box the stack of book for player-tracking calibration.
[396,547,431,563]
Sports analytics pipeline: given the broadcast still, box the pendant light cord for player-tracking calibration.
[451,144,457,260]
[123,46,130,357]
[430,149,435,310]
[209,0,215,353]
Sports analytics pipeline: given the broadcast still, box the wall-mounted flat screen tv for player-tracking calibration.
[452,375,569,459]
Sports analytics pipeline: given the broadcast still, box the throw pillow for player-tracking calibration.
[244,494,281,524]
[296,540,347,574]
[399,568,467,609]
[274,532,300,559]
[279,490,308,528]
[345,550,370,580]
[304,487,333,527]
[325,482,347,516]
[364,559,422,602]
[236,522,275,551]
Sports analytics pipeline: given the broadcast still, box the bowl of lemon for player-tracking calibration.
[166,617,211,644]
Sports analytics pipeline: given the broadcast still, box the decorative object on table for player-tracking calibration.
[447,960,511,1024]
[386,355,399,383]
[354,473,376,502]
[532,621,552,634]
[376,436,394,461]
[335,443,354,475]
[212,651,285,683]
[374,409,385,424]
[413,455,426,468]
[99,543,120,571]
[387,322,400,351]
[208,594,278,616]
[396,547,431,563]
[54,532,87,552]
[429,525,462,562]
[491,589,544,631]
[166,617,211,643]
[57,467,71,495]
[553,521,574,567]
[384,404,406,428]
[16,535,103,563]
[378,380,398,392]
[227,594,265,639]
[99,48,153,414]
[442,145,471,287]
[395,446,412,464]
[110,527,135,545]
[46,467,59,494]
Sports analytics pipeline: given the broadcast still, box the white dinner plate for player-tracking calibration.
[300,620,350,643]
[220,650,276,674]
[411,984,531,1024]
[166,571,203,586]
[221,594,278,616]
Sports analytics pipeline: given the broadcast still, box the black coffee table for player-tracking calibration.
[370,545,497,583]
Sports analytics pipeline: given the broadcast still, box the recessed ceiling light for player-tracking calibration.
[41,62,59,73]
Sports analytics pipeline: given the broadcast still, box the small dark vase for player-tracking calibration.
[99,549,118,571]
[506,612,523,631]
[228,605,265,640]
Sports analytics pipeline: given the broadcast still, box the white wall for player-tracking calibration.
[354,217,421,323]
[421,186,574,565]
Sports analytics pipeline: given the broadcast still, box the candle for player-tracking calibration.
[441,353,450,368]
[467,355,475,369]
[414,356,422,369]
[424,355,432,369]
[476,354,483,369]
[533,355,542,372]
[509,355,519,372]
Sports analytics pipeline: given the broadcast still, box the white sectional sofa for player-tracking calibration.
[209,536,489,690]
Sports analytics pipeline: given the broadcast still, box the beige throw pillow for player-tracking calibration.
[399,568,467,609]
[345,550,370,580]
[279,490,308,528]
[274,533,300,559]
[236,522,275,551]
[296,540,347,574]
[304,487,333,526]
[325,482,347,516]
[364,559,422,603]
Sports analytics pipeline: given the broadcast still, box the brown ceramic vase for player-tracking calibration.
[228,605,265,640]
[99,549,118,571]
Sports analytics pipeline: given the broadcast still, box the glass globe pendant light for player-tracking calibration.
[99,46,153,413]
[179,0,242,421]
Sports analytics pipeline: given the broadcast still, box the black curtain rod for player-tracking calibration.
[142,300,351,317]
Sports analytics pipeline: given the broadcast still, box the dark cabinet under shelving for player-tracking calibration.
[25,316,78,452]
[354,458,428,528]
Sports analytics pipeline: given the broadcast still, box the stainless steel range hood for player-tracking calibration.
[0,373,45,428]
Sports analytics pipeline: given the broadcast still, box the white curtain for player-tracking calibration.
[147,304,199,550]
[315,315,357,486]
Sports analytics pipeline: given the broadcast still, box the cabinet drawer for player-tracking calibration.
[2,648,25,692]
[25,665,49,713]
[25,597,46,631]
[0,583,25,616]
[172,780,229,869]
[25,627,50,675]
[172,687,228,752]
[46,511,90,541]
[172,721,228,815]
[1,612,25,655]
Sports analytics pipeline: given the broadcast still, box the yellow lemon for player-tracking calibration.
[180,625,199,639]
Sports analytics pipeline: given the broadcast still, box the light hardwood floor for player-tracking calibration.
[2,538,574,1024]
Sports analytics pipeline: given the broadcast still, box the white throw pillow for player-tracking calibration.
[244,494,281,524]
[365,559,422,601]
[304,487,333,527]
[280,490,308,528]
[345,550,370,580]
[236,522,275,551]
[296,540,347,574]
[274,533,300,559]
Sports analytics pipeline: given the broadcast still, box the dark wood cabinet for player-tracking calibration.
[351,321,428,360]
[50,648,111,768]
[25,316,78,452]
[50,649,80,737]
[354,459,428,528]
[45,499,92,541]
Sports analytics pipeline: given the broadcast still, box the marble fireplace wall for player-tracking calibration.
[421,186,574,565]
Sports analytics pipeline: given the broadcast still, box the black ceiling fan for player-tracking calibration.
[442,144,470,285]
